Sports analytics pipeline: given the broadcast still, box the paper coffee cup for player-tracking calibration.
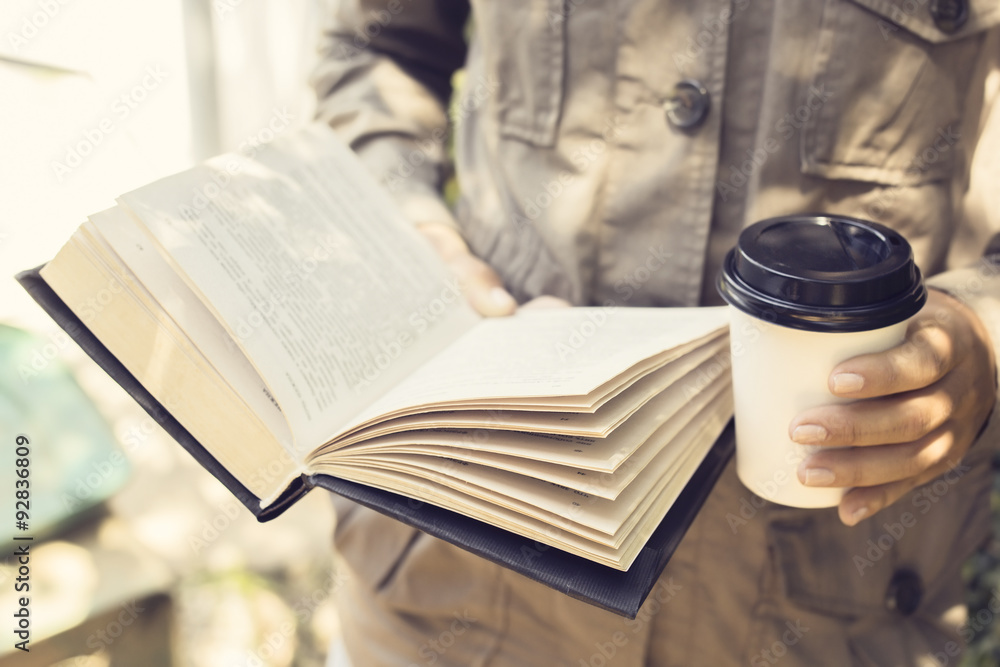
[717,214,927,508]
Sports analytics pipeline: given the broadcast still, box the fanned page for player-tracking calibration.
[337,306,730,439]
[330,365,730,501]
[315,389,733,569]
[326,344,730,488]
[345,390,731,539]
[322,333,727,450]
[116,124,480,455]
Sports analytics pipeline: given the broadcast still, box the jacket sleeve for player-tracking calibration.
[310,0,471,228]
[925,31,1000,449]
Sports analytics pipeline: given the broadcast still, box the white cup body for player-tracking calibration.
[728,306,909,508]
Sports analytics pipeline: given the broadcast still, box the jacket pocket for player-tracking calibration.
[766,510,888,619]
[765,454,992,621]
[800,0,1000,186]
[471,0,567,147]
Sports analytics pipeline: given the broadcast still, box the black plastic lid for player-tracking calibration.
[717,214,926,332]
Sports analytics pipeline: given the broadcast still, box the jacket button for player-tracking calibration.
[663,80,710,130]
[929,0,968,33]
[885,569,923,616]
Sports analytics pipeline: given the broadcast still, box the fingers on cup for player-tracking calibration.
[797,426,954,489]
[790,389,954,448]
[830,322,955,399]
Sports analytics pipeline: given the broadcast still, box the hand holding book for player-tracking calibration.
[415,221,520,317]
[18,123,734,616]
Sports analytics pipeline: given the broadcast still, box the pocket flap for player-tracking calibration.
[473,0,567,147]
[849,0,1000,43]
[767,511,889,618]
[799,0,999,186]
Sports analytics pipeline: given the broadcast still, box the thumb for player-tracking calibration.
[449,252,518,317]
[417,222,517,317]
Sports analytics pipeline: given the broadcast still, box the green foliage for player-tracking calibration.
[960,454,1000,665]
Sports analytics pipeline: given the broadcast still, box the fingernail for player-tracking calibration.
[832,372,864,394]
[850,506,869,524]
[803,467,835,486]
[792,424,828,444]
[489,287,516,311]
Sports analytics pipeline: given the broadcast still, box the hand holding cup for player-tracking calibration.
[718,215,929,509]
[790,287,996,526]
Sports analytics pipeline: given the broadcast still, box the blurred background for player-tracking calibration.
[0,1,341,665]
[3,1,1000,666]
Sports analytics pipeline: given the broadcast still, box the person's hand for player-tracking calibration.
[417,222,517,316]
[790,288,997,526]
[519,295,572,310]
[417,222,572,314]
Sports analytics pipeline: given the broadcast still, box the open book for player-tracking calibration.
[20,124,734,616]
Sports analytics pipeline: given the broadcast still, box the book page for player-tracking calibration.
[40,233,299,502]
[83,207,292,449]
[116,124,479,454]
[323,341,730,470]
[322,333,728,451]
[329,425,717,569]
[354,390,733,538]
[345,307,729,433]
[310,390,731,565]
[342,367,730,499]
[318,464,632,567]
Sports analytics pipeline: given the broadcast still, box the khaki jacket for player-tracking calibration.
[312,1,1000,665]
